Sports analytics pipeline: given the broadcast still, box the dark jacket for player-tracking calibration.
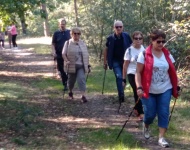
[106,32,132,69]
[52,29,71,57]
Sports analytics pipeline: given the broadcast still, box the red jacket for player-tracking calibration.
[141,45,178,98]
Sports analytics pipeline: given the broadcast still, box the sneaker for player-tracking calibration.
[81,96,87,103]
[158,137,169,148]
[142,122,150,139]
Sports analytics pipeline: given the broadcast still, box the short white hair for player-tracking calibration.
[114,20,123,26]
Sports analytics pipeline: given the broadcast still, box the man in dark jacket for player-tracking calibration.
[103,20,132,102]
[52,18,71,90]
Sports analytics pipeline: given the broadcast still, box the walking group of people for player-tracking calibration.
[52,18,180,148]
[0,23,18,50]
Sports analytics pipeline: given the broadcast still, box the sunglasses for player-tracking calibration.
[134,37,142,40]
[156,40,166,44]
[115,26,123,29]
[73,32,81,35]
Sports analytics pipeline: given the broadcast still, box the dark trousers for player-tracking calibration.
[12,34,17,47]
[57,56,68,86]
[128,74,144,114]
[0,40,4,47]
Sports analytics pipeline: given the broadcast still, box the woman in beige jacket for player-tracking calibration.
[62,27,89,103]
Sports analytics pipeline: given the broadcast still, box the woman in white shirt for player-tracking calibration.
[122,31,145,120]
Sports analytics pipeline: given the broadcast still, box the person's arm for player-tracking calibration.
[62,41,69,63]
[135,62,144,98]
[51,44,56,56]
[103,47,108,70]
[51,33,56,57]
[122,60,130,86]
[123,60,129,78]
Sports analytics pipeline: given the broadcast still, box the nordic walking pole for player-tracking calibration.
[168,98,177,124]
[118,80,126,113]
[63,64,69,99]
[102,68,107,94]
[118,102,121,113]
[116,97,140,141]
[168,86,181,124]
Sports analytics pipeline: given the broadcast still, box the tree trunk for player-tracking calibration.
[41,3,50,37]
[74,0,79,26]
[19,14,27,35]
[140,0,143,19]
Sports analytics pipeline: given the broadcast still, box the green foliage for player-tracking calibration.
[1,0,189,63]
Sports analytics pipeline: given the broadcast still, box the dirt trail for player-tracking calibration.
[0,46,178,150]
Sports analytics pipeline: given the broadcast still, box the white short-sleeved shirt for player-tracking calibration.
[124,45,145,74]
[137,51,175,94]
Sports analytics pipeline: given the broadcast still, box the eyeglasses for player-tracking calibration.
[115,26,123,29]
[73,32,81,35]
[156,40,166,44]
[134,37,142,40]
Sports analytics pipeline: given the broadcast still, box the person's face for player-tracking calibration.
[59,21,66,31]
[114,23,123,35]
[133,34,143,46]
[152,37,166,51]
[72,30,81,41]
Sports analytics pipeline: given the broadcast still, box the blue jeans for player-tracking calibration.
[141,89,172,128]
[112,61,124,98]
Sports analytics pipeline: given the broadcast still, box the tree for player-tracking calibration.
[0,0,46,34]
[74,0,79,26]
[41,3,50,36]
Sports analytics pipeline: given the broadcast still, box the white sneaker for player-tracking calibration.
[142,122,150,139]
[158,137,169,148]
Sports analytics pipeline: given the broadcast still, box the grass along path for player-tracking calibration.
[0,37,190,150]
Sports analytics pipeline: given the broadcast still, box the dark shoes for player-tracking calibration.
[81,96,87,103]
[119,95,125,103]
[68,92,87,103]
[68,92,73,99]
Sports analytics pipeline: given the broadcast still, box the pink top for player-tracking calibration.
[11,25,17,35]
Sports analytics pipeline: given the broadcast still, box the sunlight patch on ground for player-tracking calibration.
[14,52,33,56]
[0,71,53,77]
[43,117,110,128]
[17,37,52,45]
[10,60,52,66]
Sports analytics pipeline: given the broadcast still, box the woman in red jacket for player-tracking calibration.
[135,29,179,148]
